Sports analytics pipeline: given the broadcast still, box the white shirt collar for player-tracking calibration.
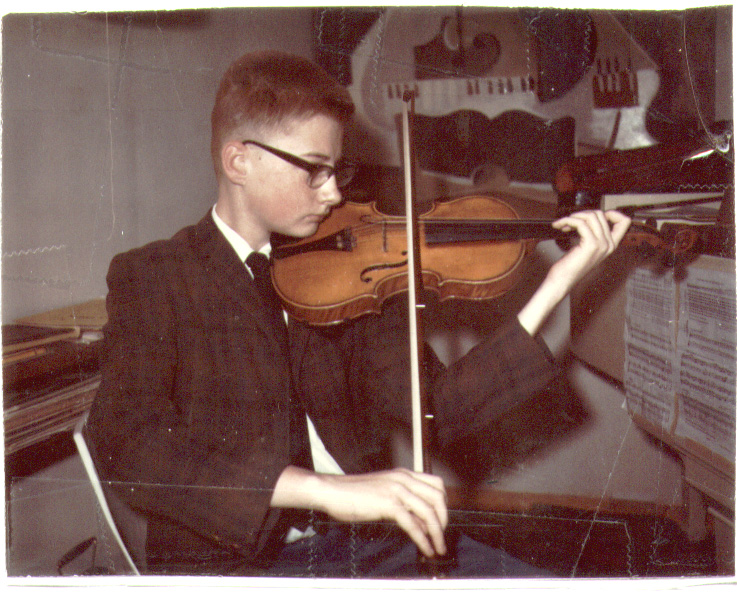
[211,205,271,264]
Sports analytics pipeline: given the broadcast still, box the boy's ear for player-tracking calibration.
[220,141,249,183]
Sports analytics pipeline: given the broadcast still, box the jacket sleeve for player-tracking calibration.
[430,318,561,448]
[84,248,287,561]
[343,296,561,474]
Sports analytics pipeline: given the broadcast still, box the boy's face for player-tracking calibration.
[242,114,344,244]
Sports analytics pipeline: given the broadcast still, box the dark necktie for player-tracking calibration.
[246,252,288,354]
[246,252,312,471]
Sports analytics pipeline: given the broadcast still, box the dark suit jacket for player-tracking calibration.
[85,210,559,574]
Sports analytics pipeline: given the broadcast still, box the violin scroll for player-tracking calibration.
[618,221,699,257]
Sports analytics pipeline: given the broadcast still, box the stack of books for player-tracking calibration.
[3,299,106,455]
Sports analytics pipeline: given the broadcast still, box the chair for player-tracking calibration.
[73,413,146,575]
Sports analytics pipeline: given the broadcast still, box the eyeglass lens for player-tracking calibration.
[310,164,355,189]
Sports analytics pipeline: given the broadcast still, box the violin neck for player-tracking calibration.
[424,219,565,245]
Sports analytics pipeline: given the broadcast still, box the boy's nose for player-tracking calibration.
[319,177,342,206]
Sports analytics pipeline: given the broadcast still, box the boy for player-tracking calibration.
[85,50,630,576]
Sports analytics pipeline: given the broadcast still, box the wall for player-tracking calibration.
[1,9,316,322]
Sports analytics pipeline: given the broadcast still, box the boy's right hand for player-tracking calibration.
[271,466,448,557]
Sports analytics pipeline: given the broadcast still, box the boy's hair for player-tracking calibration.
[211,50,355,176]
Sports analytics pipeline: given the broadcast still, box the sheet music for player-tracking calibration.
[675,265,736,462]
[624,261,736,464]
[624,267,678,430]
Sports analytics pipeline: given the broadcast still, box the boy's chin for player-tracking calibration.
[294,221,322,239]
[276,223,319,243]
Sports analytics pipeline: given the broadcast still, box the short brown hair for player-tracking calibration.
[210,50,355,175]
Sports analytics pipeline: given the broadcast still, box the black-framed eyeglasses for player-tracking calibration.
[242,140,356,189]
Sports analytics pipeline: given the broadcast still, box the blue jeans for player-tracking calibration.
[266,524,550,579]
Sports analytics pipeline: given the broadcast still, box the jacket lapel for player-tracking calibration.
[186,211,287,350]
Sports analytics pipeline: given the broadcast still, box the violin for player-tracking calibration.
[271,193,699,326]
[554,121,733,211]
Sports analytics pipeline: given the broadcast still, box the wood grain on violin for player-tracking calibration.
[272,196,537,325]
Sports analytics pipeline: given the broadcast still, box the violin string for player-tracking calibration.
[353,216,550,229]
[346,217,562,251]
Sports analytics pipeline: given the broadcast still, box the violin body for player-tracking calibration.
[272,195,535,325]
